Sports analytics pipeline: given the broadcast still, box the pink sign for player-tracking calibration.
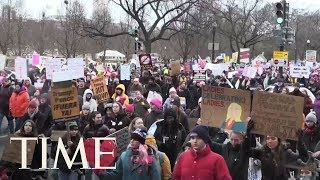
[32,54,40,65]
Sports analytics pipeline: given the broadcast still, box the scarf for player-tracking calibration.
[305,126,315,136]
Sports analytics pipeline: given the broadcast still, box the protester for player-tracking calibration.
[313,90,320,123]
[301,111,320,152]
[176,81,191,110]
[10,80,30,131]
[144,98,163,130]
[82,89,98,112]
[144,76,162,96]
[78,102,91,134]
[128,78,145,96]
[98,128,161,180]
[125,104,139,121]
[112,84,129,105]
[0,78,14,133]
[128,117,144,133]
[163,87,177,112]
[24,77,37,99]
[83,111,110,138]
[133,91,150,117]
[106,102,130,133]
[173,125,232,180]
[77,78,88,96]
[171,97,190,133]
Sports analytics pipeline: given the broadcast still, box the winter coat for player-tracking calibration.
[145,83,162,96]
[173,145,232,180]
[301,125,320,152]
[9,87,29,118]
[210,135,255,180]
[83,89,98,112]
[144,110,163,130]
[128,84,145,95]
[78,113,91,134]
[313,99,320,123]
[154,120,186,169]
[133,98,150,117]
[20,111,51,136]
[112,84,129,105]
[177,110,190,134]
[0,84,14,115]
[106,113,130,131]
[99,147,161,180]
[161,83,174,101]
[83,123,110,139]
[25,84,37,99]
[177,88,191,109]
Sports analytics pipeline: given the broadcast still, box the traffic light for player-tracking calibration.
[276,2,284,25]
[134,29,139,37]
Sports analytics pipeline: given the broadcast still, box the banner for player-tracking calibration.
[201,85,251,132]
[15,57,28,80]
[68,58,85,79]
[251,91,304,140]
[107,127,130,156]
[139,54,152,70]
[290,66,310,78]
[240,48,250,63]
[120,64,131,80]
[0,54,6,70]
[2,135,37,165]
[91,76,110,103]
[170,60,181,76]
[306,50,317,62]
[50,86,79,121]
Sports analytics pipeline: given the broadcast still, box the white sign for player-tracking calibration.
[68,58,84,79]
[243,67,257,78]
[205,63,229,76]
[306,50,317,62]
[290,66,310,78]
[0,54,6,70]
[15,57,28,80]
[120,64,131,80]
[46,59,62,80]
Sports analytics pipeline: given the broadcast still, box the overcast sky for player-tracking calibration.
[22,0,320,21]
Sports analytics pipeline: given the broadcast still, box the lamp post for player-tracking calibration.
[134,37,138,54]
[307,40,311,49]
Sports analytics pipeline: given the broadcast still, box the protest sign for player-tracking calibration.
[90,76,110,103]
[107,127,130,156]
[46,58,62,80]
[243,67,257,78]
[273,51,289,67]
[120,64,131,80]
[0,54,6,70]
[240,48,250,63]
[50,86,79,121]
[51,130,67,142]
[68,58,85,79]
[184,62,192,73]
[201,85,251,132]
[139,54,152,70]
[306,50,317,62]
[1,135,37,165]
[232,52,238,63]
[290,66,310,78]
[15,57,28,80]
[251,91,304,140]
[170,60,181,76]
[32,53,40,66]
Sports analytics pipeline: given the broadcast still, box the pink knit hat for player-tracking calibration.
[125,104,134,113]
[150,98,162,109]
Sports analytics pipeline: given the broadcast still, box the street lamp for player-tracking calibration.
[307,40,311,49]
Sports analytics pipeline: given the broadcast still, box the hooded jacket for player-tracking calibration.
[9,86,29,118]
[111,84,129,105]
[83,89,98,112]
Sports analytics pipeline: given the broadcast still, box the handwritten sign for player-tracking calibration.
[170,60,181,76]
[68,58,85,79]
[15,57,28,80]
[120,64,131,80]
[91,76,110,103]
[32,53,40,65]
[107,127,130,156]
[243,67,257,78]
[201,85,251,132]
[251,91,304,140]
[46,59,62,80]
[290,66,310,78]
[139,54,152,70]
[0,54,6,70]
[50,86,79,121]
[2,135,37,165]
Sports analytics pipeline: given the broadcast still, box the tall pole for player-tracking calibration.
[211,26,216,62]
[278,0,286,78]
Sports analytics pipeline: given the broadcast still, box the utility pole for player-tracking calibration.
[211,26,216,61]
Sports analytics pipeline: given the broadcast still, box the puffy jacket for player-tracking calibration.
[111,84,129,105]
[0,84,14,115]
[83,89,98,112]
[83,123,110,139]
[106,113,130,131]
[9,87,29,118]
[173,145,232,180]
[20,111,51,137]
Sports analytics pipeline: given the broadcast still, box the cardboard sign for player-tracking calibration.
[51,130,67,142]
[90,76,110,103]
[1,135,37,165]
[170,60,181,76]
[290,66,310,78]
[51,86,79,121]
[107,127,130,156]
[68,58,85,79]
[251,91,304,140]
[139,54,152,70]
[120,64,131,80]
[240,48,250,63]
[15,57,28,80]
[201,85,251,132]
[306,50,317,62]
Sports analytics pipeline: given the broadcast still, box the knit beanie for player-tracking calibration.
[306,111,317,123]
[82,102,91,110]
[29,99,38,109]
[190,125,211,144]
[150,98,162,109]
[118,97,126,105]
[169,87,176,93]
[125,104,134,113]
[68,121,78,130]
[131,127,147,144]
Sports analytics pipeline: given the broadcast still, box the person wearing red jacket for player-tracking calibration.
[9,80,30,131]
[173,125,232,180]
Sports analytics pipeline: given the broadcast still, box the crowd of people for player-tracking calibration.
[0,60,318,180]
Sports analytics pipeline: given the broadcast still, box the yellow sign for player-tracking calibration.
[273,51,289,59]
[224,56,230,63]
[232,52,238,62]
